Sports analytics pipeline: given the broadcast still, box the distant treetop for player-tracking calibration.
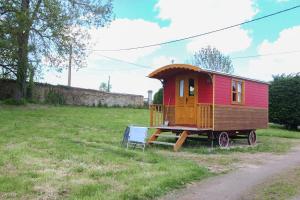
[190,46,234,74]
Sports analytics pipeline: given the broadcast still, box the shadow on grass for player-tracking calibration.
[149,134,294,155]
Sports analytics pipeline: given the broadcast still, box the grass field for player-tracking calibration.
[0,105,299,199]
[249,167,300,200]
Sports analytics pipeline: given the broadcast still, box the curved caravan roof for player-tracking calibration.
[148,64,269,84]
[148,64,202,79]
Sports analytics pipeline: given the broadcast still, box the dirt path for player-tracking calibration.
[160,146,300,200]
[291,195,300,200]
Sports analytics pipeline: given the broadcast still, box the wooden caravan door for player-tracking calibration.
[175,75,198,125]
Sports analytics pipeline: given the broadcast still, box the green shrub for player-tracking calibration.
[153,88,163,104]
[3,98,27,105]
[45,89,65,105]
[270,73,300,130]
[27,98,39,104]
[97,101,108,107]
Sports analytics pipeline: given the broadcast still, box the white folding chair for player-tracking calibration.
[122,126,148,151]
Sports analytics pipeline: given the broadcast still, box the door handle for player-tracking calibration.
[186,97,188,103]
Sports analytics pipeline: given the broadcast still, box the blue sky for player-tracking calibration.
[44,0,300,96]
[113,0,170,26]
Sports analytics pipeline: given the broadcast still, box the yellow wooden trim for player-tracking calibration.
[243,79,245,105]
[194,77,199,111]
[197,103,212,106]
[196,103,213,128]
[148,63,269,85]
[212,74,215,130]
[231,78,245,105]
[175,75,198,125]
[148,64,202,78]
[215,104,268,110]
[149,104,164,127]
[150,107,153,126]
[174,130,188,151]
[147,129,161,144]
[175,76,180,107]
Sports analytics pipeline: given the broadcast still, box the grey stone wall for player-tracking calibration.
[0,79,144,107]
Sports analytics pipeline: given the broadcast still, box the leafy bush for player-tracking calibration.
[269,73,300,130]
[153,88,163,104]
[3,98,27,105]
[45,89,65,105]
[27,98,39,104]
[97,101,108,107]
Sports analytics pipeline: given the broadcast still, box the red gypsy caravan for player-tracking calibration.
[147,64,269,151]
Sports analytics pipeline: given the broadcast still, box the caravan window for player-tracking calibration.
[179,80,184,97]
[232,79,244,104]
[188,79,195,96]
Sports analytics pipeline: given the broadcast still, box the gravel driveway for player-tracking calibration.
[160,146,300,200]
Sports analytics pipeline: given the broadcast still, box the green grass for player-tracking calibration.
[249,167,300,200]
[155,128,299,155]
[0,105,299,199]
[0,105,210,200]
[178,136,294,154]
[257,124,300,139]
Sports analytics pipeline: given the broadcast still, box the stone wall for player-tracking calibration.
[0,79,144,107]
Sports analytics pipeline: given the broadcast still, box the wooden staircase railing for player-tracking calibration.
[147,129,189,151]
[197,103,213,129]
[149,104,164,127]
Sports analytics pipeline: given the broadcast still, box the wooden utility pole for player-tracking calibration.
[107,75,111,92]
[68,44,72,87]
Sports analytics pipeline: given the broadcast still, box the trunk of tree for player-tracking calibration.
[16,36,29,100]
[15,0,30,100]
[27,65,34,99]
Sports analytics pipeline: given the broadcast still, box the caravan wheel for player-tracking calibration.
[218,132,229,148]
[248,130,257,145]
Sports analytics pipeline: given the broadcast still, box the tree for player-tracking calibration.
[99,82,111,92]
[191,46,234,74]
[269,73,300,130]
[153,88,163,104]
[0,0,113,100]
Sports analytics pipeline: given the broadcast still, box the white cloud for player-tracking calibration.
[152,56,178,67]
[186,27,252,54]
[245,26,300,80]
[44,0,262,95]
[156,0,257,24]
[88,19,167,63]
[155,0,258,54]
[88,0,258,63]
[43,66,162,97]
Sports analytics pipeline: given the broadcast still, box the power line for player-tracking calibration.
[232,50,300,60]
[92,49,300,71]
[94,53,152,69]
[88,4,300,52]
[85,66,146,72]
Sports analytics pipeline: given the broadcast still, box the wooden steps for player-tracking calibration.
[149,141,175,146]
[153,134,180,138]
[148,129,189,151]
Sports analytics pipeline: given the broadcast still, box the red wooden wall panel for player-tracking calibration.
[162,73,268,108]
[214,74,268,108]
[198,74,213,104]
[245,80,269,108]
[163,76,176,105]
[214,75,231,105]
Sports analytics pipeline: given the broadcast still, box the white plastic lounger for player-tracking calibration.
[122,126,148,151]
